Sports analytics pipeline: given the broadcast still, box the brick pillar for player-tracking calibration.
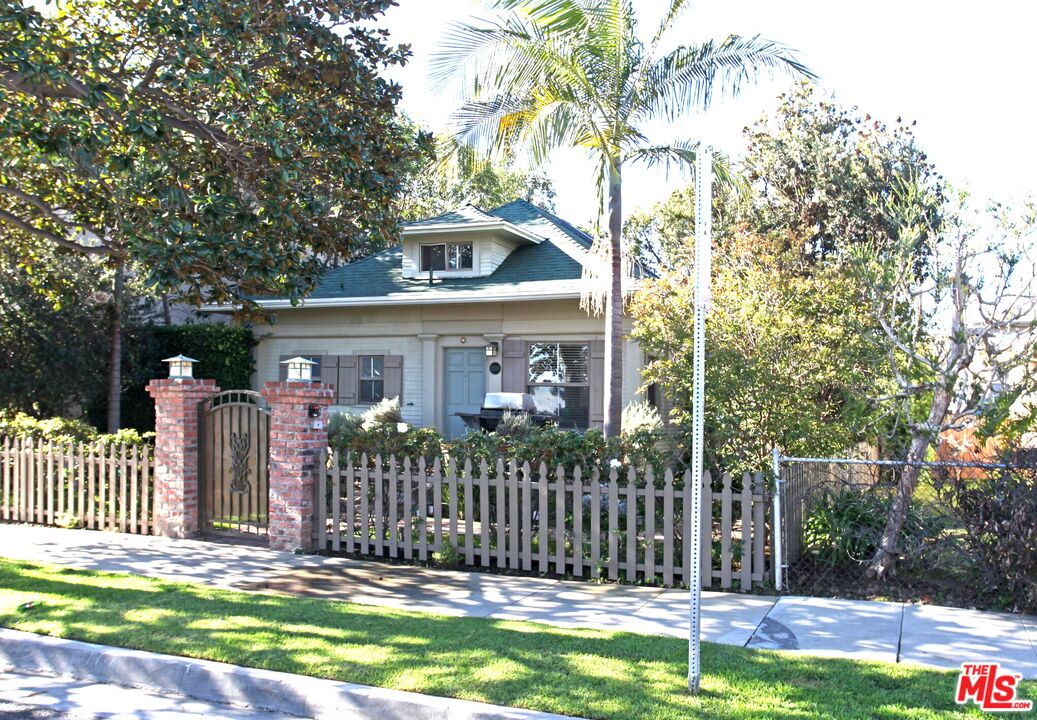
[145,378,219,538]
[262,381,334,552]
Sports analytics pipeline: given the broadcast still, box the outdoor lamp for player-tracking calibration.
[485,341,499,358]
[281,356,316,382]
[163,354,198,379]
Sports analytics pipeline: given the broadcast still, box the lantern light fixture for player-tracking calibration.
[163,354,198,379]
[485,341,499,358]
[281,356,316,382]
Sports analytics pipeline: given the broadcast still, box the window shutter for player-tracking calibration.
[384,355,403,402]
[501,339,526,393]
[588,340,605,427]
[337,355,357,405]
[320,356,338,392]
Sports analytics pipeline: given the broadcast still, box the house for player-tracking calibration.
[250,200,650,439]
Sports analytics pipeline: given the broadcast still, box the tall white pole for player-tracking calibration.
[772,446,783,592]
[688,147,712,694]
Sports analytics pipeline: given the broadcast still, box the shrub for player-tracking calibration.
[621,401,661,435]
[934,460,1037,613]
[328,408,442,464]
[802,485,943,567]
[360,397,402,430]
[0,411,152,447]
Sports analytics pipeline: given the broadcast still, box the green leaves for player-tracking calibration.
[0,0,419,312]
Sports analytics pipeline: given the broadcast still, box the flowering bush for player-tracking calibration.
[0,411,152,447]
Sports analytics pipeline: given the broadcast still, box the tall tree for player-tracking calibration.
[0,0,416,428]
[432,0,812,436]
[854,186,1037,578]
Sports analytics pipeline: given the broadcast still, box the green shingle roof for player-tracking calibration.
[285,199,592,306]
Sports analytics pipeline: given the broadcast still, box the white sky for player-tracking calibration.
[378,0,1037,227]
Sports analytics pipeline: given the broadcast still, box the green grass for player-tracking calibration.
[0,558,1022,720]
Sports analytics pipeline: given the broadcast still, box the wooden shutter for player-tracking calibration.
[337,355,357,405]
[320,356,338,393]
[501,339,527,393]
[278,355,291,381]
[384,355,403,402]
[588,339,605,427]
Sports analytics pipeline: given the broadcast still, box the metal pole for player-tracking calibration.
[772,446,783,592]
[688,147,712,694]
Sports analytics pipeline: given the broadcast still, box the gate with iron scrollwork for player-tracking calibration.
[199,390,270,539]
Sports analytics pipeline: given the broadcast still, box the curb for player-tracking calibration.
[0,628,578,720]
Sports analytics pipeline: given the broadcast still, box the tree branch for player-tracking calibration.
[0,207,110,255]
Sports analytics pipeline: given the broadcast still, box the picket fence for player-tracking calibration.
[0,436,154,534]
[315,452,772,590]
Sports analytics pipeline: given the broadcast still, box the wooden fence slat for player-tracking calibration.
[608,468,619,581]
[554,463,565,576]
[416,457,426,561]
[432,457,442,552]
[346,456,357,554]
[589,467,600,579]
[740,472,752,590]
[571,465,583,578]
[388,456,399,558]
[478,459,490,567]
[130,445,139,534]
[701,471,712,588]
[373,455,384,556]
[507,460,520,571]
[402,458,413,561]
[494,459,505,568]
[56,443,65,520]
[46,441,54,526]
[331,452,341,552]
[2,437,9,521]
[35,438,44,524]
[313,450,326,550]
[359,454,370,555]
[463,458,474,566]
[625,468,637,583]
[537,466,549,574]
[520,461,532,572]
[644,467,655,583]
[447,457,458,553]
[721,473,732,588]
[143,445,151,534]
[119,443,128,532]
[753,472,765,583]
[663,469,674,586]
[87,443,96,530]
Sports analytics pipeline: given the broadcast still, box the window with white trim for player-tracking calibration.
[358,355,384,403]
[420,242,473,271]
[527,342,590,429]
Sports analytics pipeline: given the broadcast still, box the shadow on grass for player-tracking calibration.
[0,560,990,720]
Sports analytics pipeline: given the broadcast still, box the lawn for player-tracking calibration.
[0,558,1013,719]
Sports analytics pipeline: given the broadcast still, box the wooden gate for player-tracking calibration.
[200,390,270,539]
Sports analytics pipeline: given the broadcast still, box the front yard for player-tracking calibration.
[0,558,1007,719]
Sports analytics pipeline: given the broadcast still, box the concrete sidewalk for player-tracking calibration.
[1,524,1035,677]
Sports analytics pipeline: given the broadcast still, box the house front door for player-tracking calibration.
[444,348,486,440]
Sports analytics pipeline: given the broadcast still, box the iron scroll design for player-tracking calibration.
[229,431,251,493]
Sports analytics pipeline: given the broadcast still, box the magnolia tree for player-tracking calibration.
[0,0,415,428]
[855,186,1037,578]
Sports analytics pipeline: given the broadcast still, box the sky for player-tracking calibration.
[376,0,1037,227]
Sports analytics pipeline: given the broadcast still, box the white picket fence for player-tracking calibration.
[315,452,772,590]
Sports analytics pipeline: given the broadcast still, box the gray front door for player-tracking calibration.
[444,348,486,440]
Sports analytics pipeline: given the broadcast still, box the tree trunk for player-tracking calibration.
[867,384,953,578]
[603,166,624,438]
[106,265,124,433]
[161,293,172,325]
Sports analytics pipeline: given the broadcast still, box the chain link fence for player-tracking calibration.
[779,457,1037,613]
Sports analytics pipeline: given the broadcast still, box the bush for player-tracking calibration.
[934,460,1037,613]
[328,408,442,464]
[0,411,152,447]
[360,397,402,430]
[802,485,943,567]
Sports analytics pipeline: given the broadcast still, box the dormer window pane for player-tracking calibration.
[421,242,473,272]
[450,243,473,270]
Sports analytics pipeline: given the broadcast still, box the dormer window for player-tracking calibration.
[421,242,473,272]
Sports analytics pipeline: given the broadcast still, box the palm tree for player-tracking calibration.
[433,0,814,437]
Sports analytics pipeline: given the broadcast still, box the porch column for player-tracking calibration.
[417,333,438,428]
[145,378,219,538]
[261,381,334,552]
[483,333,505,394]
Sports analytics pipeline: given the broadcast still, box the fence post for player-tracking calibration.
[772,446,783,592]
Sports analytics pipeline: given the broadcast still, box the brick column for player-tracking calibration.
[145,378,219,538]
[262,381,334,552]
